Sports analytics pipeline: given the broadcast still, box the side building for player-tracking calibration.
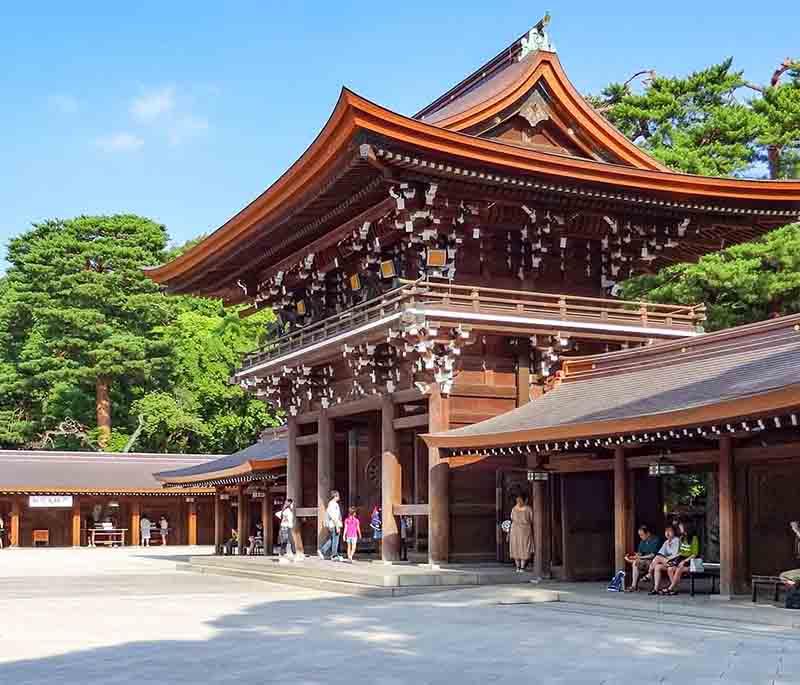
[146,22,800,565]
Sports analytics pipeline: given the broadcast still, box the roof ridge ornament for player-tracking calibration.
[519,12,555,60]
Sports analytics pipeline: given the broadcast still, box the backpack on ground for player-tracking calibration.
[607,570,625,592]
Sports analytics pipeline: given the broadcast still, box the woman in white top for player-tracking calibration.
[276,499,296,560]
[140,515,152,547]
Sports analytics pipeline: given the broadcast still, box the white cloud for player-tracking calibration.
[95,132,145,153]
[168,115,209,146]
[48,94,79,114]
[131,86,175,122]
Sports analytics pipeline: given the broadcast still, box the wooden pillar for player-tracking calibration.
[236,485,246,555]
[347,428,359,510]
[718,436,735,598]
[560,476,574,579]
[286,416,304,554]
[428,384,450,565]
[317,409,333,548]
[516,339,531,407]
[187,500,198,546]
[10,497,20,547]
[533,479,550,578]
[613,446,629,572]
[71,496,82,547]
[263,485,273,555]
[381,393,401,562]
[214,490,224,554]
[130,499,141,547]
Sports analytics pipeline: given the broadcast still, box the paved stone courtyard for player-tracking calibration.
[1,547,799,684]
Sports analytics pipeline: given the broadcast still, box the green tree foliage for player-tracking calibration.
[0,216,279,453]
[621,223,800,330]
[590,58,800,178]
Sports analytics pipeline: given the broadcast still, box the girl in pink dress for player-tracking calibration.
[344,507,362,562]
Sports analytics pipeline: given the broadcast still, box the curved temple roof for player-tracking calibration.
[146,43,800,296]
[422,314,800,450]
[155,437,287,487]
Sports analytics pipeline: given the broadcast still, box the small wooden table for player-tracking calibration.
[32,529,49,547]
[86,528,128,547]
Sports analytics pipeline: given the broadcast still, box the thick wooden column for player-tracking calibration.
[213,490,224,554]
[131,499,141,547]
[187,500,198,546]
[718,436,735,598]
[381,393,401,562]
[10,497,20,547]
[613,446,629,572]
[317,410,334,547]
[236,485,246,555]
[263,486,273,555]
[71,496,82,547]
[286,416,304,554]
[428,384,450,565]
[533,479,550,578]
[516,339,531,407]
[347,428,359,510]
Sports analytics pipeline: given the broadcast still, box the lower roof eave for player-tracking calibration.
[421,384,800,451]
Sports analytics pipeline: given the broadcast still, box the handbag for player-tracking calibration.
[689,558,705,573]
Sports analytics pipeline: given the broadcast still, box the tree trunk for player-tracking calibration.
[96,376,112,449]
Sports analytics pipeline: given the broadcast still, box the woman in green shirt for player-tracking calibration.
[662,520,700,595]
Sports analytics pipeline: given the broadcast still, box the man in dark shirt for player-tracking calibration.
[625,525,661,592]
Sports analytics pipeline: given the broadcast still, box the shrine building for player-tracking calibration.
[146,20,800,576]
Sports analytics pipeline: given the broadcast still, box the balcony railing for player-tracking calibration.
[238,278,705,374]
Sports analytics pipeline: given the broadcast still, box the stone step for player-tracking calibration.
[187,556,530,588]
[180,560,477,597]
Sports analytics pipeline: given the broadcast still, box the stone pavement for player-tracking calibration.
[1,547,799,684]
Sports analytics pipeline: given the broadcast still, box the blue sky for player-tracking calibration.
[1,1,797,271]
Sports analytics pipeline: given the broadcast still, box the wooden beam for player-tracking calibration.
[131,499,141,548]
[214,490,223,554]
[188,500,198,546]
[71,496,81,547]
[10,497,20,547]
[328,395,381,418]
[317,409,333,550]
[391,388,425,404]
[295,507,318,518]
[295,433,319,446]
[296,411,320,425]
[286,416,303,554]
[613,446,628,573]
[428,384,450,565]
[393,413,429,430]
[516,339,531,407]
[718,436,735,598]
[382,393,401,562]
[262,486,273,555]
[236,485,246,555]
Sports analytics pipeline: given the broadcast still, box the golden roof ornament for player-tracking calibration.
[520,12,554,60]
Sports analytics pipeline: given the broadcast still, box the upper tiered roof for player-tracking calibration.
[146,20,800,299]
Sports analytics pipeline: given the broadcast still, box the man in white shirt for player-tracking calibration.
[318,490,343,561]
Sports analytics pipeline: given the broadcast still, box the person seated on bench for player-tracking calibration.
[661,520,700,596]
[247,522,263,555]
[223,528,239,555]
[624,525,661,592]
[648,525,681,595]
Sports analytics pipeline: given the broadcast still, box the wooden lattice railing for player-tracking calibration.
[239,278,705,372]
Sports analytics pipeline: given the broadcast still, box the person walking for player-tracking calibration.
[140,514,152,547]
[276,498,297,562]
[318,490,343,561]
[509,494,534,572]
[159,515,169,545]
[344,507,362,562]
[370,505,382,558]
[399,514,412,561]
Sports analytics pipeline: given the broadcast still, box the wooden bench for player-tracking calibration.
[688,562,720,597]
[752,575,786,603]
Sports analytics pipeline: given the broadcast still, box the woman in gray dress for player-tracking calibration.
[509,495,534,572]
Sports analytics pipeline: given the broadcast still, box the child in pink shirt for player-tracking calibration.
[344,507,362,561]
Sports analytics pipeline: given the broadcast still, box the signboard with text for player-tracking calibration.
[28,495,74,508]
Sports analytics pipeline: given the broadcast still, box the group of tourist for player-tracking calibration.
[139,514,169,547]
[624,521,701,595]
[315,490,391,562]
